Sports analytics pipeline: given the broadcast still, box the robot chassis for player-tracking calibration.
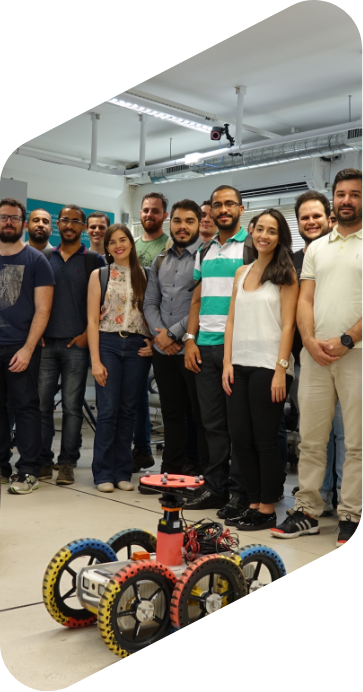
[43,474,286,658]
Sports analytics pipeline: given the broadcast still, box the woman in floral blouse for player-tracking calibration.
[87,224,153,492]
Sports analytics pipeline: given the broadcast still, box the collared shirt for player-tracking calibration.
[45,243,105,339]
[301,226,362,348]
[143,236,203,355]
[193,227,248,345]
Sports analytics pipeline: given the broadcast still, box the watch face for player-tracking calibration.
[281,359,288,368]
[341,334,353,347]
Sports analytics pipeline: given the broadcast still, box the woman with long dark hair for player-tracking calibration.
[87,224,153,492]
[222,209,298,530]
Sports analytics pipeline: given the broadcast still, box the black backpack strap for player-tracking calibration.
[155,249,169,276]
[85,250,99,280]
[99,265,110,308]
[188,241,212,291]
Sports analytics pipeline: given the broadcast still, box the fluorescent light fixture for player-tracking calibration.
[109,98,212,134]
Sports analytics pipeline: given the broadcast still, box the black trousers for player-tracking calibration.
[195,345,249,502]
[0,343,42,477]
[152,348,209,472]
[227,365,293,504]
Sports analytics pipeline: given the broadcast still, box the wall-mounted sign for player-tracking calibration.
[25,198,115,248]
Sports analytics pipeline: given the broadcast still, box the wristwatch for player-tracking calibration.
[341,333,354,349]
[276,359,289,369]
[182,333,196,343]
[167,330,177,341]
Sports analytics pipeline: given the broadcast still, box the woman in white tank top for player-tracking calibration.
[222,209,298,531]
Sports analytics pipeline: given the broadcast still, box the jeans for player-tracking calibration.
[92,332,152,485]
[195,345,249,501]
[37,338,89,466]
[320,400,345,505]
[133,370,152,456]
[0,344,42,477]
[152,349,209,472]
[227,365,293,504]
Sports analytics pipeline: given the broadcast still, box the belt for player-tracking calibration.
[118,331,147,338]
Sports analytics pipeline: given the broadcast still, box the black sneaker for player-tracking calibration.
[182,461,202,477]
[235,508,277,531]
[270,509,320,538]
[336,517,359,547]
[217,495,249,520]
[183,489,228,511]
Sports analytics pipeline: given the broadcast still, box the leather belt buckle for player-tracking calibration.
[119,330,128,338]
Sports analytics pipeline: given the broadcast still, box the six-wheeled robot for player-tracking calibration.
[43,474,286,658]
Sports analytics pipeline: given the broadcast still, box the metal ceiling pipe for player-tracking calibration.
[235,86,246,146]
[90,113,100,171]
[139,114,146,168]
[14,146,126,175]
[125,120,362,177]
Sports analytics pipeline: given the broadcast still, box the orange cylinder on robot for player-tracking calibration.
[156,529,184,566]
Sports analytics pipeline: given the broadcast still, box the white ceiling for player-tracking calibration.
[20,2,361,168]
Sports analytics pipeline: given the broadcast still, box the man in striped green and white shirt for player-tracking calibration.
[184,185,253,513]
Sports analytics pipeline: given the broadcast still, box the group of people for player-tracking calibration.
[0,167,361,549]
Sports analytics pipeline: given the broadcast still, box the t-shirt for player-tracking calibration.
[301,227,362,348]
[45,244,105,339]
[135,233,169,267]
[193,228,248,346]
[0,244,55,344]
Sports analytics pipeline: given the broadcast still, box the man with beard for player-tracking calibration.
[272,169,362,546]
[26,208,53,252]
[37,205,105,485]
[132,193,169,473]
[184,185,251,512]
[0,198,54,493]
[143,199,208,475]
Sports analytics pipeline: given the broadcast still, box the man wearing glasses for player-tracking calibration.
[184,185,251,513]
[0,198,55,493]
[37,205,105,485]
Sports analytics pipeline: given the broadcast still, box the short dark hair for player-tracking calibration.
[332,168,362,196]
[201,200,212,207]
[28,208,52,221]
[86,211,111,227]
[0,197,27,223]
[294,190,331,221]
[170,199,202,223]
[211,185,242,205]
[58,204,86,224]
[252,208,295,286]
[141,192,168,213]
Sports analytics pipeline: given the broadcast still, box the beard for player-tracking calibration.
[28,230,49,245]
[213,212,240,232]
[170,230,198,249]
[336,206,361,226]
[141,219,163,235]
[0,227,23,243]
[59,229,82,245]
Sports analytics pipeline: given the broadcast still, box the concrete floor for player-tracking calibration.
[0,413,339,691]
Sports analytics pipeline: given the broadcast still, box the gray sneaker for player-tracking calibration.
[56,464,75,485]
[8,473,39,495]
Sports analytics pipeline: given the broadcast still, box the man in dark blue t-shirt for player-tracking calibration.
[0,197,55,494]
[37,204,105,486]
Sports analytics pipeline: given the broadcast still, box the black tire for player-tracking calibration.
[98,560,176,656]
[239,544,286,592]
[106,529,157,560]
[42,538,118,628]
[170,554,247,629]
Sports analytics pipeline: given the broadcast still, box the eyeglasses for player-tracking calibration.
[211,201,240,210]
[59,217,84,227]
[0,214,23,222]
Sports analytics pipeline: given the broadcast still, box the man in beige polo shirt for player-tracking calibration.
[272,168,362,547]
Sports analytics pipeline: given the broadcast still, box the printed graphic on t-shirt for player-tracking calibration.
[0,264,24,311]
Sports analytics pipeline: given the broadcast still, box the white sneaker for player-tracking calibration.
[117,481,134,491]
[97,483,114,493]
[8,473,39,495]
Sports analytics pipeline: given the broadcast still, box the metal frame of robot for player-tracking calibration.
[42,474,287,658]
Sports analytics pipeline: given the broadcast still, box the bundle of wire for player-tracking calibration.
[182,517,239,562]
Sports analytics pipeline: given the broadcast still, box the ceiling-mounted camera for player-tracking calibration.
[210,126,225,141]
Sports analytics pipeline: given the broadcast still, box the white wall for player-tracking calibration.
[2,154,132,222]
